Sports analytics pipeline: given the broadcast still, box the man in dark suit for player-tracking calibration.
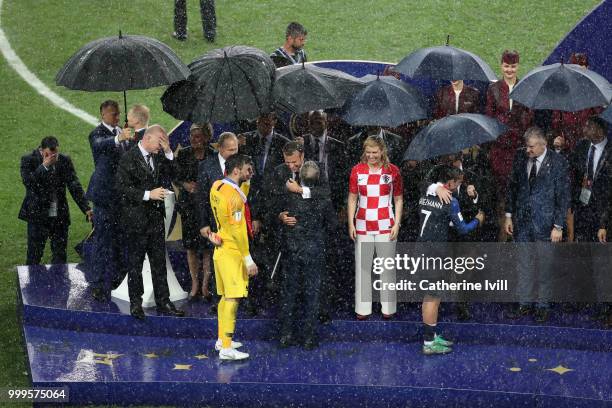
[197,132,239,241]
[19,136,92,265]
[278,161,337,349]
[115,125,185,320]
[197,132,239,307]
[238,113,290,314]
[504,127,570,322]
[86,100,134,301]
[238,112,290,218]
[301,111,351,319]
[346,127,406,168]
[434,80,481,119]
[570,117,611,243]
[126,104,150,145]
[302,111,348,213]
[569,116,612,324]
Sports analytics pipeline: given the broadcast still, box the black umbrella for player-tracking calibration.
[600,104,612,124]
[340,74,428,127]
[395,40,496,82]
[404,113,507,161]
[162,45,275,124]
[56,31,190,122]
[273,63,364,114]
[509,63,612,111]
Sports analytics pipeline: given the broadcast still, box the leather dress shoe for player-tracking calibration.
[303,337,319,350]
[279,334,296,348]
[130,304,145,320]
[91,287,109,302]
[534,308,550,323]
[505,305,531,319]
[156,302,185,317]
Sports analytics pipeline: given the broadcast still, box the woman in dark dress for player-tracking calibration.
[175,123,214,300]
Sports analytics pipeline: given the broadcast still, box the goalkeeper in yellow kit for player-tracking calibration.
[206,154,258,360]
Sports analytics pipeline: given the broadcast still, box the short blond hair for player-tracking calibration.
[129,104,150,126]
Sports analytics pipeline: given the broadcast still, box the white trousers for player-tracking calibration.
[355,234,397,315]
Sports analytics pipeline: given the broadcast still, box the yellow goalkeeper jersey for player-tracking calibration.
[210,179,251,260]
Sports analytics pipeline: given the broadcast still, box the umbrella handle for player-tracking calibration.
[123,90,128,127]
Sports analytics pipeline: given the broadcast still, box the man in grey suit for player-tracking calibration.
[504,127,570,322]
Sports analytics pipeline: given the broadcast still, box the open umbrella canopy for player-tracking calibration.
[273,63,364,114]
[600,104,612,125]
[55,33,190,91]
[509,63,612,111]
[404,113,507,161]
[162,45,275,123]
[395,45,497,82]
[340,74,428,127]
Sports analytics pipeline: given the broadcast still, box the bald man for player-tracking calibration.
[115,125,185,320]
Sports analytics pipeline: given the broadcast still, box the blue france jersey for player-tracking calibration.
[417,195,479,242]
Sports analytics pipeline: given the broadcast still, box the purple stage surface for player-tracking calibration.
[16,263,612,407]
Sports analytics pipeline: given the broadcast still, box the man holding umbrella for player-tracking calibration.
[88,100,134,302]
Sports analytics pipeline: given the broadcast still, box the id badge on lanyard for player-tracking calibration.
[580,176,592,205]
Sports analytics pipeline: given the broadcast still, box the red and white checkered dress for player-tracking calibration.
[349,163,403,235]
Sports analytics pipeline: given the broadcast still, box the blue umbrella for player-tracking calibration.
[404,113,507,161]
[509,63,612,112]
[340,74,428,127]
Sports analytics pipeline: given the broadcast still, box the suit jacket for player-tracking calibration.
[302,132,348,211]
[86,124,130,208]
[569,137,612,229]
[239,130,290,219]
[197,153,224,229]
[19,150,90,224]
[263,162,332,229]
[434,84,481,119]
[347,130,406,168]
[115,146,175,234]
[505,149,570,241]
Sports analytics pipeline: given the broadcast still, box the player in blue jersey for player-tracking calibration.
[418,165,485,355]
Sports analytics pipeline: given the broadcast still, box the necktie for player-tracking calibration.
[112,128,118,136]
[145,154,153,172]
[313,137,321,161]
[529,157,537,187]
[587,144,596,181]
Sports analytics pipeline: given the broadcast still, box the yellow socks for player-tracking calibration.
[217,297,226,342]
[221,300,238,349]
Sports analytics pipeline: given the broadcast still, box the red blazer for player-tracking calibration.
[434,84,481,119]
[485,80,534,187]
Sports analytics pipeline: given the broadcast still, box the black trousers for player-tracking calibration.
[26,218,69,265]
[279,247,324,339]
[125,224,170,307]
[174,0,216,40]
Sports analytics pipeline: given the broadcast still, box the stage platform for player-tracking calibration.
[17,262,612,407]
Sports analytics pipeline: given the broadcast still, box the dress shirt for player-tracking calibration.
[139,142,174,201]
[587,138,608,178]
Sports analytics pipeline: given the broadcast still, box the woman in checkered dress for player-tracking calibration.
[348,136,403,320]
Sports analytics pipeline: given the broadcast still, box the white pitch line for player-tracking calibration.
[0,0,97,126]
